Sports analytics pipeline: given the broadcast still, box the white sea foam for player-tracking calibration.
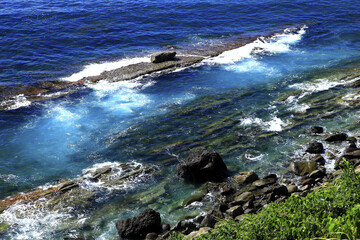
[80,161,147,192]
[290,76,360,94]
[240,116,289,132]
[243,153,265,162]
[87,80,152,113]
[0,199,73,240]
[204,26,307,65]
[0,94,32,111]
[0,174,18,183]
[62,57,150,82]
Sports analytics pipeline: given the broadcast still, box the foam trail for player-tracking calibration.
[204,26,307,65]
[62,57,150,82]
[240,116,289,132]
[0,94,31,111]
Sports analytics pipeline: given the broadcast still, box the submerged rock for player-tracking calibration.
[309,126,324,134]
[116,208,162,239]
[151,51,176,63]
[177,150,227,182]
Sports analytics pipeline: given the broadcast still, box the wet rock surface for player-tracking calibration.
[0,163,155,214]
[116,208,161,239]
[325,133,348,142]
[289,161,318,176]
[177,150,227,182]
[306,141,324,154]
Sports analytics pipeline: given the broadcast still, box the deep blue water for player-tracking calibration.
[1,0,360,239]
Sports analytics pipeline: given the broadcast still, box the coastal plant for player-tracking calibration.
[169,160,360,240]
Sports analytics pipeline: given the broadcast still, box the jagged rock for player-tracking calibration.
[345,143,359,153]
[342,150,360,159]
[310,126,324,134]
[301,178,315,186]
[272,185,289,196]
[309,169,326,179]
[306,141,324,154]
[347,137,357,143]
[252,178,276,188]
[234,192,254,204]
[162,224,170,232]
[287,185,298,194]
[182,192,205,207]
[226,205,244,218]
[311,155,326,165]
[200,215,216,228]
[151,51,176,63]
[233,171,259,185]
[219,184,234,196]
[263,174,277,180]
[145,232,158,240]
[289,161,318,176]
[325,133,348,142]
[177,150,227,182]
[187,227,212,239]
[116,209,162,239]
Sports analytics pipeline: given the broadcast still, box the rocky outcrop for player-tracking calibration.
[151,51,176,63]
[116,209,162,239]
[177,150,227,182]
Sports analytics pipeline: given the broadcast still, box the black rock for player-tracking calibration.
[150,51,176,63]
[272,185,289,196]
[177,150,227,182]
[263,174,278,180]
[311,155,325,165]
[116,209,161,239]
[162,224,170,232]
[306,141,324,154]
[310,126,324,134]
[200,215,216,228]
[325,133,348,142]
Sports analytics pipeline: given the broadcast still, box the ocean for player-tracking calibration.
[1,0,360,239]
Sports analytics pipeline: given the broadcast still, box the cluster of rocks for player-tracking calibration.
[0,163,156,214]
[114,126,360,240]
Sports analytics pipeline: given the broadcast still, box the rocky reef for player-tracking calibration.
[0,24,307,111]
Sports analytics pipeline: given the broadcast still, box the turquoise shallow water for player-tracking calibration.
[1,0,360,239]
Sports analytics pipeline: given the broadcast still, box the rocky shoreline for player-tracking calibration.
[112,127,360,240]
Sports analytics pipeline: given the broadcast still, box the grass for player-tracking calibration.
[169,161,360,240]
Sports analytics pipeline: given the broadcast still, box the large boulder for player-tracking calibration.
[150,51,176,63]
[177,150,227,182]
[116,209,162,239]
[305,141,324,154]
[289,161,318,176]
[325,133,348,142]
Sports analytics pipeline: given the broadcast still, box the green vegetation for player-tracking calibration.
[170,162,360,239]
